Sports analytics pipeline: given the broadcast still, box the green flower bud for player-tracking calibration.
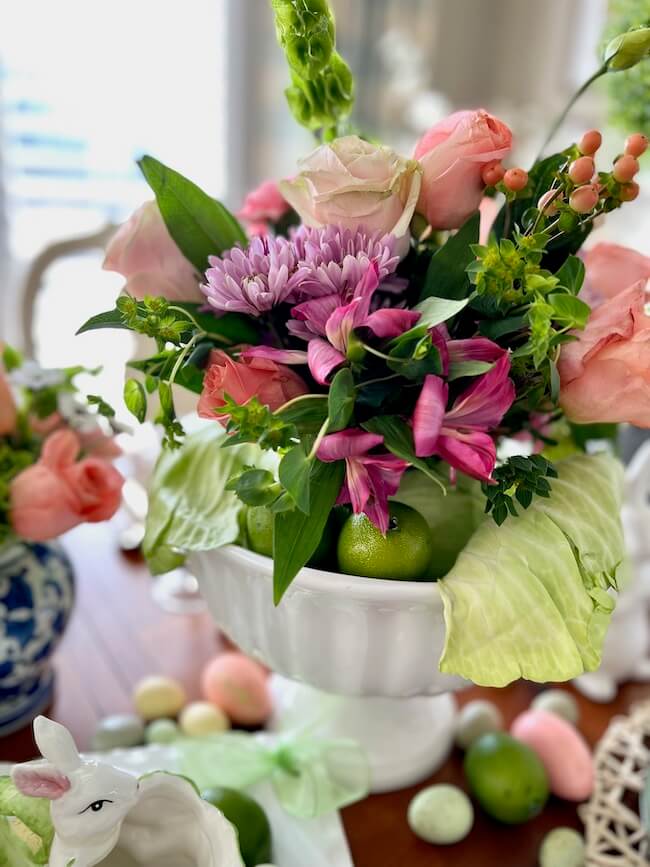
[605,27,650,71]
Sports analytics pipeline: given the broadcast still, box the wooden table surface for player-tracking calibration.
[2,518,648,867]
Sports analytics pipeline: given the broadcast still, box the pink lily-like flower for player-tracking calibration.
[429,323,507,376]
[317,428,409,534]
[412,354,515,481]
[245,264,419,385]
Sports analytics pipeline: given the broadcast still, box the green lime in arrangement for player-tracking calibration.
[246,505,334,567]
[337,502,434,579]
[464,732,549,824]
[202,787,272,867]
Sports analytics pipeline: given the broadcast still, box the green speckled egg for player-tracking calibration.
[539,827,585,867]
[145,718,180,745]
[91,714,145,751]
[407,784,474,845]
[455,700,503,750]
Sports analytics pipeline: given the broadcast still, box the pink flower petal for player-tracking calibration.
[242,346,309,365]
[317,429,384,461]
[365,307,420,339]
[291,294,341,336]
[412,375,448,457]
[448,337,505,363]
[445,353,515,430]
[307,339,346,385]
[435,430,496,481]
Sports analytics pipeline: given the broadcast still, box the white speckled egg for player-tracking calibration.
[408,784,474,845]
[539,827,585,867]
[531,690,580,726]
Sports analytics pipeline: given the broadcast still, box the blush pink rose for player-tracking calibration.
[414,110,513,230]
[279,135,421,255]
[558,281,650,426]
[10,429,124,541]
[103,201,202,301]
[0,367,16,436]
[197,349,308,422]
[581,242,650,307]
[237,180,289,236]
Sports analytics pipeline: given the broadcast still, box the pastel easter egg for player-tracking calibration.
[455,699,503,750]
[539,827,585,867]
[134,675,187,721]
[408,784,474,844]
[201,653,272,726]
[531,690,580,726]
[145,718,180,745]
[180,701,231,737]
[511,709,593,801]
[91,714,145,751]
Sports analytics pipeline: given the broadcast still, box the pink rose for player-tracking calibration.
[0,366,16,436]
[279,135,421,255]
[414,110,513,230]
[581,242,650,307]
[10,429,124,541]
[103,201,202,301]
[558,281,650,426]
[237,180,289,236]
[197,350,308,422]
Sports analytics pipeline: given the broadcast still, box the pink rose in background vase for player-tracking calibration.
[558,281,650,426]
[581,242,650,307]
[10,429,124,542]
[237,180,290,236]
[0,366,17,436]
[279,135,421,255]
[103,201,202,301]
[414,110,513,230]
[197,349,308,422]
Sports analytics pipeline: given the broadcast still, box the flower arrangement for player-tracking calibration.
[0,348,124,548]
[79,1,650,687]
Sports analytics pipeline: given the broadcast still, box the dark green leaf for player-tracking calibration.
[569,422,619,450]
[328,368,355,432]
[174,364,205,394]
[273,459,345,603]
[555,255,586,296]
[123,378,147,423]
[362,415,446,492]
[138,155,247,272]
[77,307,129,335]
[420,212,480,301]
[275,396,329,433]
[279,445,311,514]
[227,467,280,507]
[173,303,259,344]
[478,315,527,340]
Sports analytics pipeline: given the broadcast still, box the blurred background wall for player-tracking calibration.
[0,0,646,413]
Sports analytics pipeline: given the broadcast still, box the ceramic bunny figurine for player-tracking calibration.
[574,441,650,702]
[12,716,244,867]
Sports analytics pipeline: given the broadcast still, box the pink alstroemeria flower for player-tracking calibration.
[317,428,409,534]
[245,264,419,385]
[430,324,507,376]
[412,354,515,481]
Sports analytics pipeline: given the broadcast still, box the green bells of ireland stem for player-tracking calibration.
[270,0,354,135]
[605,26,650,71]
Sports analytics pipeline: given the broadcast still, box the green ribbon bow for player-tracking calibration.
[179,732,370,818]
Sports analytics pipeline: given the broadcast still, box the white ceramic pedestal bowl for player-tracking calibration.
[190,545,465,793]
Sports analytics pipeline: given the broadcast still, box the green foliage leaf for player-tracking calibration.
[275,396,329,434]
[420,212,480,301]
[76,308,129,335]
[143,426,278,574]
[138,155,247,272]
[123,378,147,423]
[1,346,23,372]
[273,458,345,603]
[447,360,494,381]
[327,368,355,432]
[362,415,446,493]
[555,255,586,296]
[0,776,53,865]
[278,445,311,514]
[548,294,591,329]
[172,304,259,344]
[478,315,527,340]
[438,452,625,686]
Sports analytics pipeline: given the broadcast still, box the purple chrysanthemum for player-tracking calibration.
[201,235,304,316]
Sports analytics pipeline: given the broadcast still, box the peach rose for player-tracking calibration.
[238,180,289,236]
[103,201,202,301]
[197,350,308,422]
[279,135,421,255]
[558,281,650,426]
[581,242,650,307]
[0,366,16,436]
[10,429,124,541]
[414,110,512,230]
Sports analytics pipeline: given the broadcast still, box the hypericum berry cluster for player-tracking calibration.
[536,129,646,227]
[481,161,529,194]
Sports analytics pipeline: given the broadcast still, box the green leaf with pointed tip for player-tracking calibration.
[279,444,311,514]
[327,368,355,432]
[420,212,480,301]
[362,415,446,493]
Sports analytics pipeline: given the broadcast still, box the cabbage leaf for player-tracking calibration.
[438,452,625,686]
[0,777,53,866]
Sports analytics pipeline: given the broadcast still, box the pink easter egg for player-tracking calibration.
[201,652,272,726]
[510,709,593,802]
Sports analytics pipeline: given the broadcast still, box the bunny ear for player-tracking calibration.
[12,761,71,800]
[33,716,81,773]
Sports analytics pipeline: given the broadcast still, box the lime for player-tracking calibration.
[464,732,549,824]
[201,787,272,867]
[336,502,433,579]
[247,505,335,566]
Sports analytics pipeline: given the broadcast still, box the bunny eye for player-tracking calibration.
[80,799,113,814]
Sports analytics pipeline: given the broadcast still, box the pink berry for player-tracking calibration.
[569,184,599,214]
[503,167,528,192]
[537,189,561,216]
[578,130,602,156]
[482,161,505,187]
[568,156,595,185]
[613,154,640,183]
[620,181,640,202]
[625,133,648,158]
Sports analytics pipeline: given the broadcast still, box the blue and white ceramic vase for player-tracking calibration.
[0,540,75,736]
